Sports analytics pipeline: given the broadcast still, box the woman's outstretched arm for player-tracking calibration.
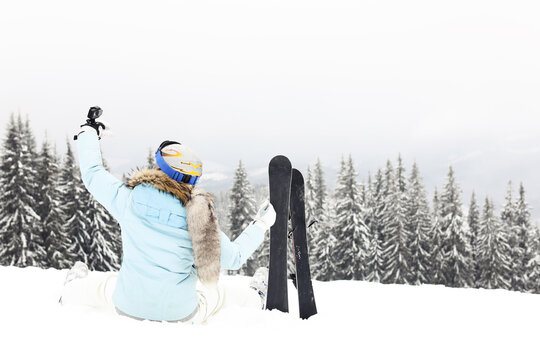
[76,130,132,221]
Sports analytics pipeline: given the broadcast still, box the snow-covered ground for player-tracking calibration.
[1,266,538,360]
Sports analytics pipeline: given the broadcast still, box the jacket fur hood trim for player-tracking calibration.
[126,168,191,205]
[126,168,221,285]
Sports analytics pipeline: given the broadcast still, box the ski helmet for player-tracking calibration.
[155,140,202,186]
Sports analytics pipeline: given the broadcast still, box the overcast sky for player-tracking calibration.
[1,0,540,220]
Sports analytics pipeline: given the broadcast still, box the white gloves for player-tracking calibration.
[252,200,276,232]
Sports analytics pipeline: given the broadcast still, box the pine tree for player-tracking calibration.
[381,160,411,284]
[332,156,369,280]
[106,210,122,267]
[304,166,318,257]
[430,188,446,285]
[477,198,512,289]
[396,154,407,193]
[146,148,156,169]
[308,159,328,273]
[36,138,73,269]
[363,173,373,228]
[526,226,540,293]
[468,192,481,286]
[515,183,537,292]
[228,161,257,275]
[311,197,337,281]
[103,159,123,265]
[257,232,270,274]
[364,170,385,282]
[406,162,432,285]
[59,140,88,265]
[313,158,327,213]
[0,115,46,267]
[304,166,316,226]
[500,182,523,291]
[22,117,48,266]
[82,192,121,271]
[22,118,40,200]
[439,167,473,288]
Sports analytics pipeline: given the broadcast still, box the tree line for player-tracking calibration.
[225,155,540,294]
[2,113,539,295]
[0,114,121,270]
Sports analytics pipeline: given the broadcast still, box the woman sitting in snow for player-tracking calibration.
[60,117,275,324]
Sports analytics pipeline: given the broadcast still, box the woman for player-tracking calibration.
[60,120,275,324]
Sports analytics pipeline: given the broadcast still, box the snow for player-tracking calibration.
[1,266,539,359]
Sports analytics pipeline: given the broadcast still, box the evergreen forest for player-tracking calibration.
[2,114,539,294]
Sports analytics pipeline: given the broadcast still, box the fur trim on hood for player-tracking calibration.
[126,168,221,285]
[126,168,191,205]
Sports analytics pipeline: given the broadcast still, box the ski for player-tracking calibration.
[266,155,292,313]
[289,169,317,319]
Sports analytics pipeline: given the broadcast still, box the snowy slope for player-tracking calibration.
[1,266,538,360]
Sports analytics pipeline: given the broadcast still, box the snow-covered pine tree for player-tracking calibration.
[102,159,123,265]
[305,166,316,225]
[59,140,88,265]
[0,115,46,267]
[81,190,121,271]
[256,231,270,275]
[515,183,537,292]
[477,198,512,289]
[22,118,40,199]
[212,189,232,234]
[358,181,367,207]
[430,188,446,285]
[396,154,407,193]
[526,226,540,293]
[468,192,481,286]
[22,117,48,266]
[358,178,373,271]
[363,173,373,231]
[36,138,73,269]
[364,170,385,282]
[146,148,156,169]
[500,182,524,291]
[439,167,474,288]
[330,157,348,279]
[313,158,327,215]
[228,160,257,275]
[308,158,328,272]
[332,156,369,280]
[381,160,411,284]
[60,147,121,272]
[405,162,432,285]
[304,165,318,257]
[310,197,337,281]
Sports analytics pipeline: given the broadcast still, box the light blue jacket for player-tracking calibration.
[76,131,265,321]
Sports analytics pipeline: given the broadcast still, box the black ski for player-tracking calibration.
[289,169,317,319]
[266,155,292,313]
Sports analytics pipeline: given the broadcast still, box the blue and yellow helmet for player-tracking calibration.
[155,140,202,186]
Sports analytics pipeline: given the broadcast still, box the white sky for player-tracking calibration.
[1,0,540,219]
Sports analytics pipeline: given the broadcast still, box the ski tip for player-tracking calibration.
[292,168,304,183]
[269,155,292,168]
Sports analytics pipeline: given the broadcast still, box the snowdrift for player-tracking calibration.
[0,266,538,360]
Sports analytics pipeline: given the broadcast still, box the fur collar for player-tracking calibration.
[126,168,221,285]
[126,168,191,205]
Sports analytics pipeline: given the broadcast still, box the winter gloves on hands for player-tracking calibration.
[252,200,276,232]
